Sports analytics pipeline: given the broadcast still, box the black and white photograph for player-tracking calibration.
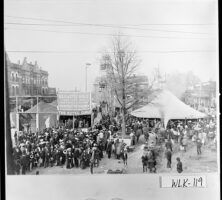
[4,0,219,199]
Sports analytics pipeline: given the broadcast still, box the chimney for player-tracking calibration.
[18,60,20,65]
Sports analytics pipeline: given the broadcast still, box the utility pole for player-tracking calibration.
[85,63,91,92]
[36,96,39,131]
[198,83,202,110]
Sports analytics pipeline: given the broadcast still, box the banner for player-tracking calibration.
[57,91,91,115]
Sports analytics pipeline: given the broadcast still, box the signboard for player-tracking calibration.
[57,91,91,115]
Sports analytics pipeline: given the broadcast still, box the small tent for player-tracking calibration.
[25,101,58,130]
[131,90,206,127]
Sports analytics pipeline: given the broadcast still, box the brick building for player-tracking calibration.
[6,54,55,97]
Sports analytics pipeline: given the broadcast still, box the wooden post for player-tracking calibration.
[16,96,19,131]
[73,115,75,129]
[36,96,39,131]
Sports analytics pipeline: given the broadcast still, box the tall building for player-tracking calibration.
[6,54,55,97]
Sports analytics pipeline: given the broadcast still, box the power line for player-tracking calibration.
[4,22,212,35]
[126,23,216,26]
[5,15,216,26]
[6,50,216,54]
[4,27,215,40]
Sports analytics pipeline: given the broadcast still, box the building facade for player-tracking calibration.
[6,54,56,97]
[183,81,216,111]
[92,74,150,113]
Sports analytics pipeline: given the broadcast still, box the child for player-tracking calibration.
[176,157,183,173]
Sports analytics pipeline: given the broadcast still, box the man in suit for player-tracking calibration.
[165,139,173,152]
[196,138,202,155]
[165,148,172,169]
[141,154,148,172]
[106,140,113,159]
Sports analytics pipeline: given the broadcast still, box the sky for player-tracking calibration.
[4,0,218,92]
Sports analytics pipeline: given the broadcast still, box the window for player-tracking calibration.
[11,73,14,81]
[15,73,18,82]
[15,86,19,95]
[12,86,15,96]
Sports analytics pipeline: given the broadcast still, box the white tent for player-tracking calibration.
[131,90,206,127]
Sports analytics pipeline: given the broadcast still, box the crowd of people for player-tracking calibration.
[162,117,217,172]
[12,112,217,175]
[12,119,130,175]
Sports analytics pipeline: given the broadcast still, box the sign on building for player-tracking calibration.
[57,91,92,116]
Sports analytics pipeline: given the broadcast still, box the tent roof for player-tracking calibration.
[131,90,206,125]
[25,101,57,113]
[130,104,163,118]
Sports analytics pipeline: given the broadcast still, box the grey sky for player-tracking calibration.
[4,0,218,91]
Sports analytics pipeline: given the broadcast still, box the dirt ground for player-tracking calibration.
[27,135,218,175]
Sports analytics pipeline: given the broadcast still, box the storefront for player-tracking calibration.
[57,90,93,129]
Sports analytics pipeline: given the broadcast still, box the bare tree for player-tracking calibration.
[100,35,141,136]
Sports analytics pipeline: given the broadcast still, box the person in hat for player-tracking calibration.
[122,149,128,166]
[136,127,142,143]
[196,138,202,155]
[20,153,27,175]
[44,147,50,168]
[141,154,148,173]
[148,157,156,173]
[165,139,173,152]
[176,157,183,173]
[165,148,172,169]
[106,140,113,159]
[143,125,149,142]
[66,149,73,169]
[73,147,80,168]
[89,157,94,174]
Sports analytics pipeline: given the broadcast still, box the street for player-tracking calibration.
[27,135,217,175]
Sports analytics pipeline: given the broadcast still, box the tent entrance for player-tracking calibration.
[59,115,91,128]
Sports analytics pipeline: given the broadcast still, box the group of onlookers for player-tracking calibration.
[12,113,217,175]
